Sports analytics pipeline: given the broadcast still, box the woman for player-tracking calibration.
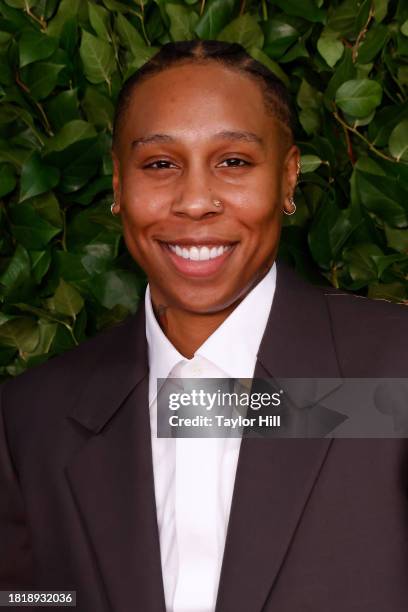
[1,41,407,612]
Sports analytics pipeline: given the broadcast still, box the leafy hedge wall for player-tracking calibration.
[0,0,407,379]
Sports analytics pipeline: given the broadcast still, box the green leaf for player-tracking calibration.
[356,24,389,64]
[60,17,79,56]
[115,13,146,54]
[368,282,407,303]
[355,171,408,228]
[123,47,160,77]
[0,2,36,31]
[82,87,114,129]
[90,269,141,311]
[343,243,383,284]
[308,196,339,268]
[218,14,264,50]
[385,225,408,253]
[297,79,322,110]
[19,31,58,67]
[299,109,320,135]
[3,0,36,8]
[60,135,105,193]
[371,253,407,278]
[335,78,383,118]
[194,0,236,39]
[19,152,60,202]
[0,163,16,197]
[401,20,408,36]
[47,0,81,37]
[327,0,367,37]
[325,47,357,101]
[80,30,116,86]
[271,0,325,22]
[9,203,61,249]
[30,249,52,283]
[330,208,361,257]
[368,103,408,146]
[300,155,323,173]
[22,62,65,100]
[31,192,63,228]
[44,120,97,153]
[0,244,31,296]
[373,0,389,23]
[88,1,111,39]
[317,29,344,68]
[0,317,39,354]
[46,278,84,318]
[49,279,84,317]
[101,0,130,11]
[44,89,81,131]
[69,175,112,205]
[388,119,408,161]
[27,319,57,357]
[398,66,408,85]
[81,242,115,274]
[165,4,199,41]
[262,19,299,60]
[248,47,289,87]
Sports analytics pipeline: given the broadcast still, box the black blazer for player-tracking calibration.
[1,262,408,612]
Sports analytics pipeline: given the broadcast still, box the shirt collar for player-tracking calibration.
[145,262,276,383]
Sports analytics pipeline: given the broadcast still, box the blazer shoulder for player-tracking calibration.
[321,286,408,375]
[1,311,143,423]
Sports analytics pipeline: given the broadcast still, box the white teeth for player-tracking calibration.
[199,246,210,261]
[190,246,199,261]
[168,244,231,261]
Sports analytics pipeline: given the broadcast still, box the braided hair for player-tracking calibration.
[112,40,295,148]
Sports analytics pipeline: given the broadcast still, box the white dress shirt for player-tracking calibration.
[145,263,276,612]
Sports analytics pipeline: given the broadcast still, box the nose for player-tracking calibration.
[171,165,222,220]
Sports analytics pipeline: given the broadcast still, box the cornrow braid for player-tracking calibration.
[112,40,295,149]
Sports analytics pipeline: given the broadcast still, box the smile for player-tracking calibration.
[159,240,237,278]
[167,244,232,261]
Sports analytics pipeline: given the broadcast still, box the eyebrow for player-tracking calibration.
[130,130,264,149]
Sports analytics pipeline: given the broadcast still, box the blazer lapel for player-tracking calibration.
[65,305,166,612]
[215,262,342,612]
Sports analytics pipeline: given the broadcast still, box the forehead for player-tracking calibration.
[118,62,282,149]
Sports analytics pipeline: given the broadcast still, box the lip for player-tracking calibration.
[156,237,237,246]
[158,240,238,278]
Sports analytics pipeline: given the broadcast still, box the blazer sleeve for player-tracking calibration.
[0,383,34,588]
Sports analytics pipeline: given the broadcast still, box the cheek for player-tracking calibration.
[232,171,282,223]
[120,175,170,228]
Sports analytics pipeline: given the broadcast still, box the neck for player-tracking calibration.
[149,266,272,358]
[151,301,238,359]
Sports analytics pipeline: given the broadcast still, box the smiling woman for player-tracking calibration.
[110,41,299,355]
[1,39,408,612]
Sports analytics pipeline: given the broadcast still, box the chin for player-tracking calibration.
[162,284,246,315]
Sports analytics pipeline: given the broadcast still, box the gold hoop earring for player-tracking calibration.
[110,201,118,215]
[284,196,296,216]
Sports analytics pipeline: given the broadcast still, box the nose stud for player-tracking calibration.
[212,199,222,208]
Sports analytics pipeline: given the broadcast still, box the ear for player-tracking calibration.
[282,144,300,215]
[112,151,122,214]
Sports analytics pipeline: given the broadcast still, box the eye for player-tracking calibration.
[143,160,178,170]
[218,158,250,168]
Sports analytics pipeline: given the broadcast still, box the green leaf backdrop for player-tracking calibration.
[0,0,407,379]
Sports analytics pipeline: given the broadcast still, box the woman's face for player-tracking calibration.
[113,62,299,314]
